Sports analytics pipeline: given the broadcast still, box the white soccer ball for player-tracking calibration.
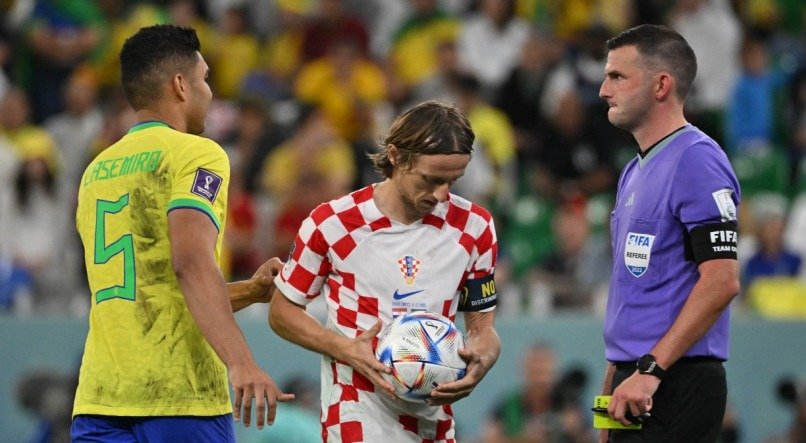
[375,312,467,403]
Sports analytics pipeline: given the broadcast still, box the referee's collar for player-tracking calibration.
[637,125,688,159]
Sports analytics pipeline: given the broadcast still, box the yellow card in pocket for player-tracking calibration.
[592,395,642,430]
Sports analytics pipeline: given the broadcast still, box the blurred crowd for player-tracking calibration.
[0,0,804,320]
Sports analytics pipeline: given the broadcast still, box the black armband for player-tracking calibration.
[458,274,498,311]
[688,222,738,263]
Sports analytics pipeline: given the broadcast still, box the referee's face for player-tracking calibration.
[600,45,654,132]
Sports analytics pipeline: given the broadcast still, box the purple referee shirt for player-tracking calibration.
[604,125,741,362]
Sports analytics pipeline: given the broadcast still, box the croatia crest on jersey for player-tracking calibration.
[624,232,655,277]
[397,255,421,286]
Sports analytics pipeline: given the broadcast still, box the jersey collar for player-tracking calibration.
[638,125,692,167]
[128,121,174,134]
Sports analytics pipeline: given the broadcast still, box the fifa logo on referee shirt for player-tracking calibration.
[397,255,421,286]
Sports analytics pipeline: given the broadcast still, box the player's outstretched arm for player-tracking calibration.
[269,288,395,397]
[169,209,294,428]
[228,257,284,312]
[430,310,500,405]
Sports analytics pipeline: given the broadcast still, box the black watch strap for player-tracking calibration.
[637,354,666,380]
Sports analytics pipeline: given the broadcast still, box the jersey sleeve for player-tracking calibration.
[274,204,333,305]
[671,142,741,263]
[458,205,499,312]
[166,139,230,231]
[670,142,741,230]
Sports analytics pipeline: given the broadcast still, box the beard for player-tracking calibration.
[394,181,434,219]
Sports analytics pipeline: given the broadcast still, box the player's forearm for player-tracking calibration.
[227,280,260,313]
[177,265,256,368]
[464,311,501,374]
[651,259,739,369]
[269,289,350,360]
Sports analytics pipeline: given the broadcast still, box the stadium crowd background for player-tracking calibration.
[0,0,804,442]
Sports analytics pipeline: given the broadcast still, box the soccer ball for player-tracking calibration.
[375,312,467,403]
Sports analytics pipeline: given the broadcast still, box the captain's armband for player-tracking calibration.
[458,274,498,312]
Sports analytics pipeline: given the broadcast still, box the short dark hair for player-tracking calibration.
[606,24,697,100]
[120,24,201,110]
[370,100,474,178]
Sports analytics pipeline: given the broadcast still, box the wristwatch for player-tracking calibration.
[637,354,666,380]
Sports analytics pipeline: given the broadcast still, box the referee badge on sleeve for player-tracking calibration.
[191,169,222,203]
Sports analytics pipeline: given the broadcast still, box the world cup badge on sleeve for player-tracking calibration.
[712,189,737,222]
[191,168,223,203]
[397,255,421,286]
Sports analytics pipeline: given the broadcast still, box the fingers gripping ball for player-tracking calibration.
[375,312,467,402]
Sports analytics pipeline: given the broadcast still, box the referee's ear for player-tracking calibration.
[654,71,675,102]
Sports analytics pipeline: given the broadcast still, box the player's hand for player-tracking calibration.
[228,362,295,429]
[428,347,486,405]
[246,257,284,304]
[607,371,659,426]
[339,321,395,398]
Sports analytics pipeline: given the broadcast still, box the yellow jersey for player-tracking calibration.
[73,121,231,417]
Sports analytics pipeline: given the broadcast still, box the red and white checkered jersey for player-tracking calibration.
[274,185,497,442]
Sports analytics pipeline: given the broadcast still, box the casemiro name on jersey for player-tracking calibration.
[83,150,162,187]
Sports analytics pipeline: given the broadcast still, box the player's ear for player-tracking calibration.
[172,73,187,101]
[387,144,399,166]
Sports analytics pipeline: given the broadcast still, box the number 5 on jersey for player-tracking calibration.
[94,194,136,303]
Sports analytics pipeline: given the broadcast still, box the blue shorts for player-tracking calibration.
[71,414,235,443]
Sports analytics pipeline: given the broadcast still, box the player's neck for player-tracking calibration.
[373,181,422,225]
[135,109,186,133]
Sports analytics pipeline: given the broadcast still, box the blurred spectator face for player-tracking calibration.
[757,216,785,254]
[295,170,329,209]
[222,7,248,34]
[410,0,437,15]
[520,35,548,72]
[553,92,584,136]
[436,40,459,72]
[278,8,306,30]
[298,111,337,150]
[579,25,609,60]
[98,0,126,19]
[237,104,267,141]
[168,0,199,27]
[677,0,706,13]
[0,35,10,66]
[320,0,345,20]
[21,158,50,185]
[64,75,99,115]
[481,0,511,25]
[554,208,590,256]
[331,39,361,72]
[0,89,31,130]
[741,39,768,75]
[523,345,556,393]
